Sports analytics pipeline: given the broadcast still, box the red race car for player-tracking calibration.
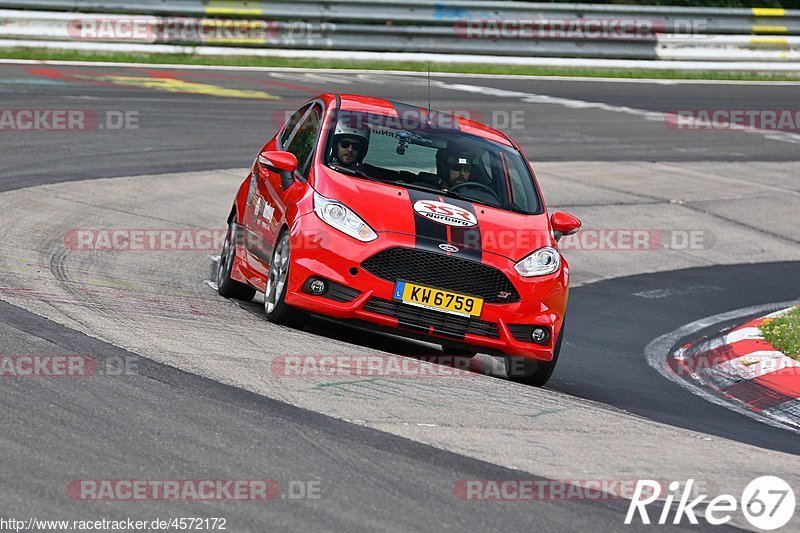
[216,93,581,386]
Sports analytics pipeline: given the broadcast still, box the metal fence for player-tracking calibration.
[2,1,800,32]
[1,1,799,62]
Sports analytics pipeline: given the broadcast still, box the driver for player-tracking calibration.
[437,149,478,190]
[331,119,370,169]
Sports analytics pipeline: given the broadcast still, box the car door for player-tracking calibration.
[242,104,308,274]
[250,102,323,267]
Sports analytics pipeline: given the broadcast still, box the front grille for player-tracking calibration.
[361,247,519,304]
[364,297,499,339]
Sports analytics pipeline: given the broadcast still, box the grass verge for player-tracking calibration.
[2,48,800,81]
[761,306,800,362]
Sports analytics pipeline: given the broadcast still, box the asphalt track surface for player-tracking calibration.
[554,261,800,452]
[2,62,800,193]
[1,62,798,531]
[1,300,654,532]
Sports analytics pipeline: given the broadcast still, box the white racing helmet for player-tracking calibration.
[333,117,371,161]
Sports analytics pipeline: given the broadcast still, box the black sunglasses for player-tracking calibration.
[449,163,471,172]
[338,140,362,150]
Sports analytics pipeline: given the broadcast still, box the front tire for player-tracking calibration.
[217,216,256,301]
[263,230,306,328]
[504,323,565,387]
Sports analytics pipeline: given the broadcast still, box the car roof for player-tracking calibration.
[332,93,516,147]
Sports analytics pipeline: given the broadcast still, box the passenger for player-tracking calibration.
[437,149,478,189]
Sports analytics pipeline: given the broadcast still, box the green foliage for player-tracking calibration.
[2,48,800,81]
[761,306,800,361]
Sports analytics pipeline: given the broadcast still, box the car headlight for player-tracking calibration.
[314,192,377,242]
[514,246,561,277]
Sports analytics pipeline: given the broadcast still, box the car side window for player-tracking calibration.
[285,104,322,178]
[280,104,311,148]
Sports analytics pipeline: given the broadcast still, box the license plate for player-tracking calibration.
[392,281,483,318]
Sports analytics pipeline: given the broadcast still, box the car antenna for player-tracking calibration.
[426,63,431,121]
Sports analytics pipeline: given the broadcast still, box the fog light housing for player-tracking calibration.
[530,327,549,345]
[309,279,327,295]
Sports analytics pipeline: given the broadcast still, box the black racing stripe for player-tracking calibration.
[407,188,448,247]
[442,198,482,263]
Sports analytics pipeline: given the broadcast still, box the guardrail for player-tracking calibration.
[2,1,800,34]
[0,1,799,64]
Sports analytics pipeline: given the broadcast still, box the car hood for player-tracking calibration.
[314,166,554,262]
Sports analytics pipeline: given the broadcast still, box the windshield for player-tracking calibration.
[323,109,543,215]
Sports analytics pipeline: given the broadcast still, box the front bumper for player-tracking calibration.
[284,213,569,361]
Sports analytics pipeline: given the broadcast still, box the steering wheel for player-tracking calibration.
[449,181,499,200]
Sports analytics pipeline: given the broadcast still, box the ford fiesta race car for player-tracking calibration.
[217,94,581,386]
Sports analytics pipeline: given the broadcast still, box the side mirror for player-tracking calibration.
[550,211,581,241]
[258,150,298,189]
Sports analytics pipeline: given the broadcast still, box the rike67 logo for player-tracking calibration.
[626,477,795,530]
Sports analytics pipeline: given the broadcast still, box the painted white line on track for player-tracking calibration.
[644,300,800,434]
[693,350,795,390]
[764,398,800,422]
[2,58,800,86]
[435,81,800,145]
[725,327,764,344]
[714,351,800,381]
